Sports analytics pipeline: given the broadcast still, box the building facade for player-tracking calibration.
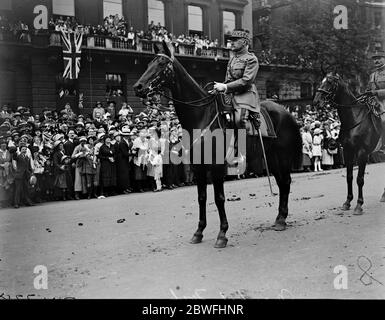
[0,0,316,115]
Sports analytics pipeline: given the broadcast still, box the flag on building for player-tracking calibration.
[60,29,83,79]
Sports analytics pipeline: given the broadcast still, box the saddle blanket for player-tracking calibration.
[246,106,277,138]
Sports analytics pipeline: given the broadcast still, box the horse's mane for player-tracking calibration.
[337,76,358,100]
[173,58,208,96]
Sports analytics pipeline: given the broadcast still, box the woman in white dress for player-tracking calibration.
[312,128,323,172]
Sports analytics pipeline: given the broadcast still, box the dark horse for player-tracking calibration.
[314,72,385,214]
[134,41,302,248]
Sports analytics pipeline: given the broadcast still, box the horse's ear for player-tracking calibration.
[162,40,174,59]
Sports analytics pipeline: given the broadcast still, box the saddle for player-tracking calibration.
[357,94,383,135]
[217,93,277,138]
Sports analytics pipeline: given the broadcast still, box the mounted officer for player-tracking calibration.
[212,29,260,129]
[367,50,385,146]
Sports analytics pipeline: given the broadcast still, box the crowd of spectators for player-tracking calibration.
[2,97,385,209]
[0,13,313,66]
[0,14,31,42]
[0,97,198,209]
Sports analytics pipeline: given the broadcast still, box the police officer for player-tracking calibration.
[367,50,385,145]
[213,29,260,129]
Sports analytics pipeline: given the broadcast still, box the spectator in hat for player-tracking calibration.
[147,127,163,192]
[93,111,104,128]
[61,103,76,120]
[81,135,97,199]
[64,129,76,156]
[12,142,34,208]
[92,101,105,120]
[98,134,117,197]
[301,124,312,172]
[55,154,72,201]
[118,102,133,118]
[106,101,116,120]
[132,128,149,192]
[0,138,14,207]
[30,146,46,203]
[1,104,11,119]
[72,136,91,199]
[116,126,133,194]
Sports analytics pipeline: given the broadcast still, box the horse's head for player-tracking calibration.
[313,72,342,109]
[133,40,175,98]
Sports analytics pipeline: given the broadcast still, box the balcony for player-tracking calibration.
[85,36,233,60]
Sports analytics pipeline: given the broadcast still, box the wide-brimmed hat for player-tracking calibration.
[61,155,70,162]
[314,128,322,135]
[121,126,131,136]
[79,136,87,143]
[54,140,64,148]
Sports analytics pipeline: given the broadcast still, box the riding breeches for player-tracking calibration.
[234,108,249,129]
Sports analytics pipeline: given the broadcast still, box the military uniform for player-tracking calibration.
[367,51,385,144]
[225,51,260,112]
[222,30,260,129]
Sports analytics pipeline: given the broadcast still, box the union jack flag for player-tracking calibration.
[61,29,83,79]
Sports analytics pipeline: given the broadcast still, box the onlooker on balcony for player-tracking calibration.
[92,101,105,120]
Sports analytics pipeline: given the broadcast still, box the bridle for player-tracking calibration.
[316,74,375,133]
[147,54,218,109]
[145,53,224,139]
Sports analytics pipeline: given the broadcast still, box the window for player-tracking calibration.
[52,0,75,16]
[223,11,235,43]
[148,0,165,27]
[188,5,203,37]
[223,11,235,35]
[103,0,122,19]
[106,73,125,99]
[300,82,312,98]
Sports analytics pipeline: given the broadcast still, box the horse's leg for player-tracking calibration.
[191,165,207,244]
[273,170,291,231]
[270,153,290,231]
[211,165,228,248]
[342,148,354,210]
[353,150,368,215]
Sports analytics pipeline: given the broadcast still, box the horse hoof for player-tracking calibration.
[341,203,351,211]
[380,194,385,203]
[214,237,228,248]
[353,207,363,215]
[272,222,287,231]
[190,234,203,244]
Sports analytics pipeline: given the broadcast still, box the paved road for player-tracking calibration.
[1,163,384,299]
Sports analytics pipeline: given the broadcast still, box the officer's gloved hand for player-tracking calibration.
[213,82,227,93]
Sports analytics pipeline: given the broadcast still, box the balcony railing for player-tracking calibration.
[85,36,233,59]
[4,31,233,60]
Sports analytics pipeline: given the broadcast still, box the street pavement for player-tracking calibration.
[1,162,384,299]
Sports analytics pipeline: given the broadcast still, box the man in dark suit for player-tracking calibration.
[63,129,76,156]
[13,143,34,208]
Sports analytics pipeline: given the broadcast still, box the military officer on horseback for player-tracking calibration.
[367,50,385,146]
[212,29,260,129]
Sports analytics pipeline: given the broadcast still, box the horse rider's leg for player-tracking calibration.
[240,108,249,129]
[211,165,228,248]
[342,147,354,210]
[191,165,207,244]
[353,150,368,215]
